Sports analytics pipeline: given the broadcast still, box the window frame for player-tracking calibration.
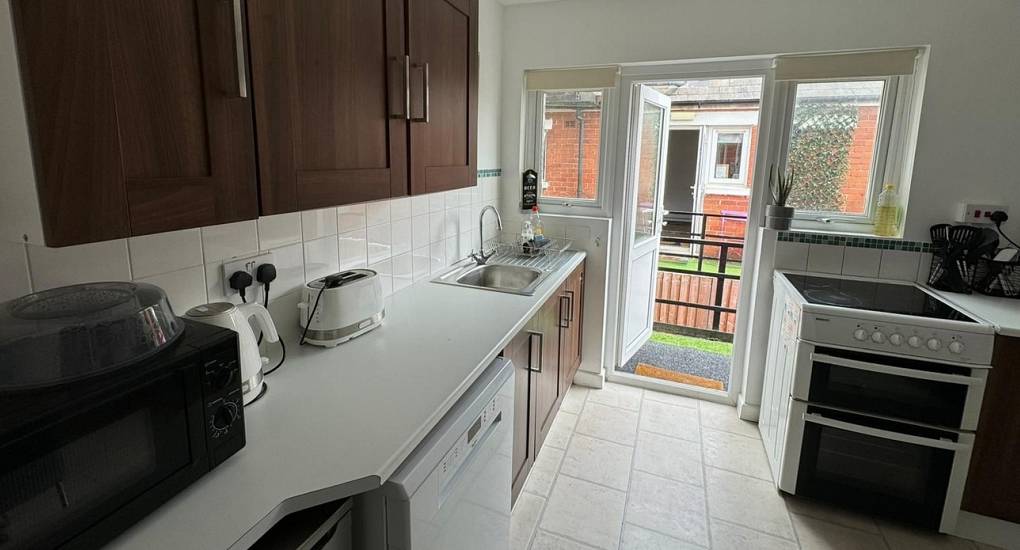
[524,88,614,214]
[773,74,909,234]
[707,126,753,189]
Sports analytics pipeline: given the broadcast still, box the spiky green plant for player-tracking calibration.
[768,164,796,206]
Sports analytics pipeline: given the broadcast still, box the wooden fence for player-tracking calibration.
[654,271,741,334]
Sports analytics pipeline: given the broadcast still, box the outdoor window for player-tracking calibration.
[538,90,604,203]
[712,131,745,182]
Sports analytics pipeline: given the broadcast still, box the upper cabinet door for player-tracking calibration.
[12,0,258,245]
[248,0,408,214]
[408,0,478,195]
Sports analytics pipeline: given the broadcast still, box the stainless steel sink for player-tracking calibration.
[433,262,549,295]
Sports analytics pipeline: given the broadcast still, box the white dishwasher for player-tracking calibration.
[357,356,514,550]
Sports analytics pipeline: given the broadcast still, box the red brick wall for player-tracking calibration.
[543,110,601,199]
[843,105,879,214]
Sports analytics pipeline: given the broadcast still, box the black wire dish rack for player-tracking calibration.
[927,224,1019,298]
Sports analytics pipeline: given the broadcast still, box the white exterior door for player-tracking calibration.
[619,86,671,365]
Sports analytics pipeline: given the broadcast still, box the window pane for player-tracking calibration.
[540,91,603,201]
[714,132,744,180]
[634,101,665,240]
[786,81,884,216]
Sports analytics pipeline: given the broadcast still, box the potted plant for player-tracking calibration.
[767,164,796,230]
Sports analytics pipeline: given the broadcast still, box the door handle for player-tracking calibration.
[390,55,410,119]
[565,290,575,322]
[527,331,543,373]
[559,296,570,328]
[230,0,248,98]
[411,62,430,123]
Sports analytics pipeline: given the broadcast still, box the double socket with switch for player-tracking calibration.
[956,203,1009,225]
[221,251,275,303]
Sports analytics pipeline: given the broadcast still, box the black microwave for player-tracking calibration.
[0,320,246,550]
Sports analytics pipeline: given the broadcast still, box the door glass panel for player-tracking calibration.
[634,101,665,241]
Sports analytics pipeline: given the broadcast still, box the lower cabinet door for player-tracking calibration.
[533,296,562,454]
[507,331,534,506]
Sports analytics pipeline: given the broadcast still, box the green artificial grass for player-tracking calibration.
[658,257,743,277]
[649,331,733,356]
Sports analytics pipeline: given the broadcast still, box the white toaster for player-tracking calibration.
[298,269,385,347]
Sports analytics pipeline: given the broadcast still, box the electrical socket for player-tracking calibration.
[221,252,275,303]
[956,203,1009,225]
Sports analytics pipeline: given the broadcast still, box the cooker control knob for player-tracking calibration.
[212,402,239,431]
[871,331,885,344]
[926,338,943,351]
[907,335,922,348]
[949,341,965,354]
[853,328,868,341]
[888,333,904,346]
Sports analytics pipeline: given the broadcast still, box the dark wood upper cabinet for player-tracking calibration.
[247,0,409,214]
[11,0,258,246]
[408,0,478,195]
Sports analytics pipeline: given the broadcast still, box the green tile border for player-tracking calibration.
[477,168,501,178]
[778,231,931,253]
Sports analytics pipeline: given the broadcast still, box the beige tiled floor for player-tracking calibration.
[511,382,999,550]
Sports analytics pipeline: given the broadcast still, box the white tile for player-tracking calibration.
[369,258,393,298]
[531,531,599,550]
[575,401,639,446]
[128,229,203,279]
[411,247,431,282]
[457,231,474,259]
[511,492,545,550]
[639,400,701,442]
[916,252,934,284]
[28,239,131,290]
[301,208,338,240]
[633,431,703,486]
[784,496,879,534]
[879,249,921,281]
[456,206,472,236]
[202,220,258,262]
[303,236,339,282]
[483,179,498,202]
[411,195,429,217]
[566,224,592,243]
[0,241,30,301]
[337,204,366,234]
[447,189,465,208]
[390,218,413,256]
[806,244,845,274]
[792,514,887,550]
[710,519,800,550]
[561,385,589,414]
[429,191,446,213]
[366,200,390,227]
[702,429,772,481]
[443,209,460,238]
[545,411,578,450]
[390,197,412,220]
[412,214,430,250]
[367,223,391,265]
[258,213,302,250]
[339,229,368,269]
[560,434,633,491]
[699,401,760,438]
[587,383,643,411]
[540,475,627,550]
[775,241,810,271]
[136,266,207,313]
[524,446,564,498]
[642,390,699,409]
[878,520,978,550]
[392,252,413,293]
[444,236,459,265]
[707,468,795,540]
[620,523,703,550]
[429,211,446,243]
[428,241,447,274]
[267,242,305,297]
[625,471,709,547]
[204,261,238,304]
[841,247,882,278]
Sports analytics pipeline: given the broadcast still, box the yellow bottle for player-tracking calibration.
[874,184,899,237]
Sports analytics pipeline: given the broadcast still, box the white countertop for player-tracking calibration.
[928,287,1020,338]
[106,251,586,550]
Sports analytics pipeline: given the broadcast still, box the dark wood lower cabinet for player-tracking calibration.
[962,335,1020,522]
[508,261,585,506]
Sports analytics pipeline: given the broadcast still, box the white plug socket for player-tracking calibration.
[221,251,275,303]
[956,203,1009,225]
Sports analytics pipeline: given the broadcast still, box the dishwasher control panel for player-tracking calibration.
[438,395,502,492]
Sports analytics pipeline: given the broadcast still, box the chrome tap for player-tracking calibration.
[469,205,503,265]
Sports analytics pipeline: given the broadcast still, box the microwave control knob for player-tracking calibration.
[949,341,965,354]
[853,328,868,341]
[907,335,922,348]
[888,333,904,346]
[213,402,239,431]
[926,337,942,351]
[870,331,885,344]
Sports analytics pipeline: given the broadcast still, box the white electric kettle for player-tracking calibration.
[185,302,279,405]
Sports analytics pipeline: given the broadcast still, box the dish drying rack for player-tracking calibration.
[481,236,572,271]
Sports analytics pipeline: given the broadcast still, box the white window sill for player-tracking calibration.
[785,224,902,239]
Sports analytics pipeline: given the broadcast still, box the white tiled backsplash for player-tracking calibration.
[0,181,502,312]
[775,240,932,283]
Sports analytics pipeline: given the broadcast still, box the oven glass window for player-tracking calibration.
[797,411,955,528]
[0,374,192,549]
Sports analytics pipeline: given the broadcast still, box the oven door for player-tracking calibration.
[793,345,986,430]
[0,365,208,550]
[792,403,973,531]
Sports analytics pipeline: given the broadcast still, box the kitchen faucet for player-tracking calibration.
[469,205,503,265]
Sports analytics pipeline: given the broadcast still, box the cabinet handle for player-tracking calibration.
[390,55,410,119]
[527,331,543,373]
[411,62,430,123]
[231,0,248,98]
[559,295,570,329]
[565,289,575,322]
